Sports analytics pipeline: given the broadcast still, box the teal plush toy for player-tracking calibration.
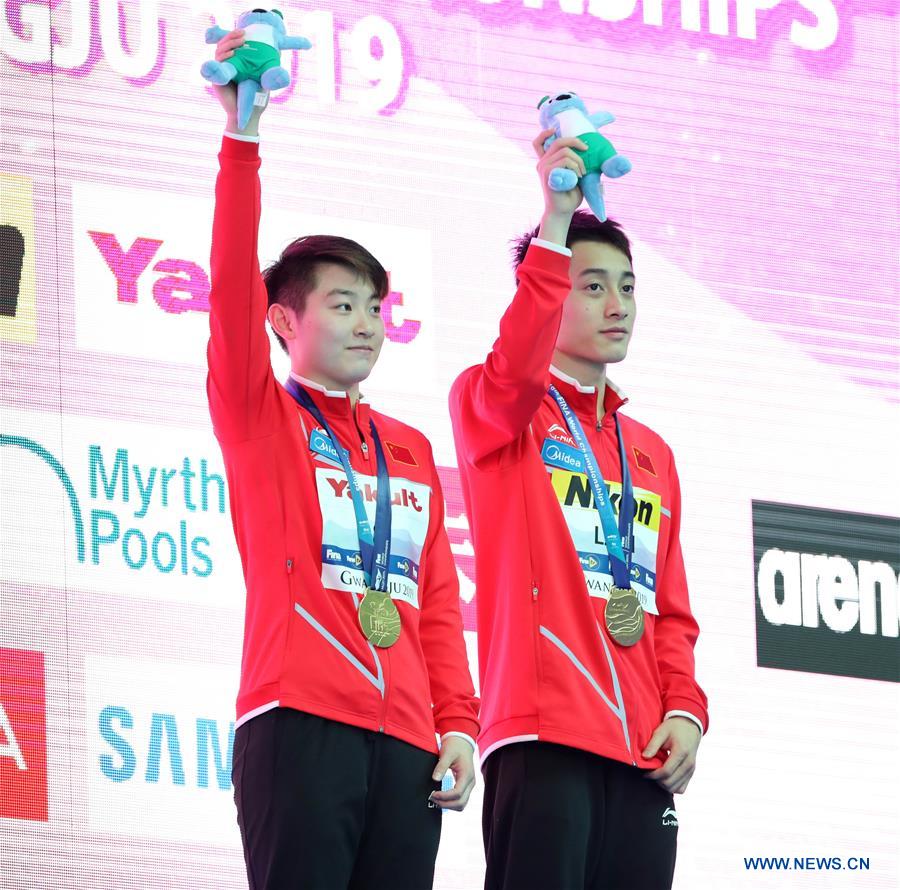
[201,9,312,130]
[538,92,632,222]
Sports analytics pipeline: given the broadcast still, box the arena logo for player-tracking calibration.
[0,648,48,822]
[753,501,899,682]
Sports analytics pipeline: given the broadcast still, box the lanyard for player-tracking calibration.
[285,378,392,593]
[549,385,634,590]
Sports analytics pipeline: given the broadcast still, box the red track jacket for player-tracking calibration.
[450,241,707,768]
[207,136,478,752]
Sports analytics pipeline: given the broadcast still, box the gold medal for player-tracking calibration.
[605,586,644,647]
[358,588,401,648]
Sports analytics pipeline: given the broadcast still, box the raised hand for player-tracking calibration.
[208,29,268,137]
[533,127,588,245]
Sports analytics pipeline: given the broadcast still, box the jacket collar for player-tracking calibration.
[549,364,628,424]
[288,372,371,426]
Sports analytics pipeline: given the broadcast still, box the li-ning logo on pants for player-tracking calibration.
[662,807,678,827]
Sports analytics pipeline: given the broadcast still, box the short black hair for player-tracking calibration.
[263,235,389,352]
[511,210,633,271]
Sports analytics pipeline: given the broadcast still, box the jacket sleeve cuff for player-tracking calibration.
[224,129,260,144]
[516,241,573,280]
[220,133,261,160]
[663,695,708,733]
[664,710,705,735]
[530,237,572,257]
[435,717,479,744]
[440,731,477,752]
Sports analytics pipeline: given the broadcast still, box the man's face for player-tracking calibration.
[275,262,385,389]
[557,241,636,367]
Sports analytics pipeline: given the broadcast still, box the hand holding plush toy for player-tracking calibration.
[538,92,632,221]
[201,8,312,130]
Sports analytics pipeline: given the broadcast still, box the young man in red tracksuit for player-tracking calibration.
[450,130,708,889]
[206,30,479,890]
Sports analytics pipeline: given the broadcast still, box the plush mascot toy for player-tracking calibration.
[538,92,632,221]
[201,9,312,129]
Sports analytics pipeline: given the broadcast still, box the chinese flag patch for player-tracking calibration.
[632,446,657,477]
[385,441,418,467]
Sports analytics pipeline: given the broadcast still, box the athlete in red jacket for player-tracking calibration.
[450,130,708,889]
[206,30,478,890]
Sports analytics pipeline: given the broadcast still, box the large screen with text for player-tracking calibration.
[1,2,897,888]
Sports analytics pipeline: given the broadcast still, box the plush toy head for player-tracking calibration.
[202,8,312,128]
[538,92,589,129]
[536,91,632,222]
[235,8,286,34]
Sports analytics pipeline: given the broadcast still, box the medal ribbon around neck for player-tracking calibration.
[286,379,400,646]
[549,385,643,645]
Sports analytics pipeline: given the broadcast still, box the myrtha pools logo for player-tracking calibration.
[0,416,241,602]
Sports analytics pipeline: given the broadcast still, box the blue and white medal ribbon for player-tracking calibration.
[286,379,400,647]
[549,385,643,646]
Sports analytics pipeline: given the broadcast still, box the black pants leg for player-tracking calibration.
[233,708,441,890]
[348,732,442,890]
[595,756,678,890]
[482,742,678,890]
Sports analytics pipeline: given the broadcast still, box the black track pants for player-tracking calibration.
[482,741,678,890]
[233,708,442,890]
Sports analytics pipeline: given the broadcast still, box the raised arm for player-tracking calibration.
[206,31,281,443]
[449,129,588,466]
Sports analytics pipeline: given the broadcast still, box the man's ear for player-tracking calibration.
[267,302,296,341]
